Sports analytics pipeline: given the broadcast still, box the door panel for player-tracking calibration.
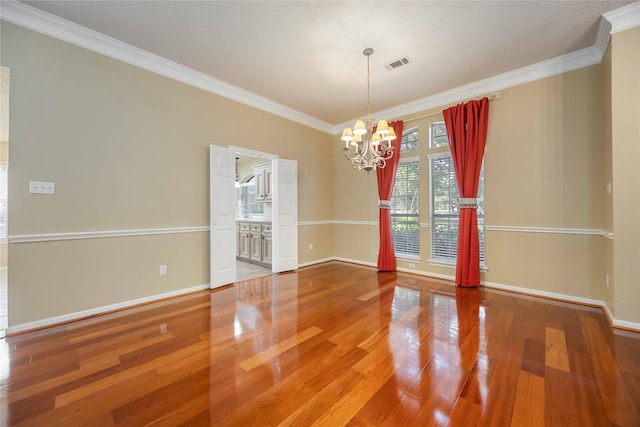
[209,145,236,288]
[273,159,298,272]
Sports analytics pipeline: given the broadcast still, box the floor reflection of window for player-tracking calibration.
[389,285,422,388]
[234,277,275,343]
[429,290,488,408]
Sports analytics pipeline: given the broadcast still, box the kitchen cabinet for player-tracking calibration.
[250,224,262,262]
[238,222,250,259]
[261,224,272,265]
[252,163,272,202]
[236,221,272,267]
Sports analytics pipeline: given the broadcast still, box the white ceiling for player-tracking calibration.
[13,1,638,126]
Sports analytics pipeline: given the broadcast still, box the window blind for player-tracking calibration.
[430,155,485,264]
[391,160,419,256]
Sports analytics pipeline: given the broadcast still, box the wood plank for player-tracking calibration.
[238,326,323,371]
[54,340,210,407]
[510,370,545,427]
[545,326,570,373]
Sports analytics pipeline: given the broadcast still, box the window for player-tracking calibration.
[238,176,262,218]
[391,158,419,257]
[430,122,449,148]
[429,122,485,265]
[400,126,418,153]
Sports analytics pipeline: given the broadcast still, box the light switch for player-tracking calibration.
[29,181,55,195]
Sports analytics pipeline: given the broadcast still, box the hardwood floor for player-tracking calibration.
[236,260,272,282]
[1,262,639,426]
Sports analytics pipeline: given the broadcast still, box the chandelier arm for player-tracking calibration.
[344,150,361,162]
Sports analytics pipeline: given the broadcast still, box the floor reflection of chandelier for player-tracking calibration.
[341,48,396,173]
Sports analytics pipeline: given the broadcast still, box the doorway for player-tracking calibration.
[234,152,274,282]
[209,144,298,289]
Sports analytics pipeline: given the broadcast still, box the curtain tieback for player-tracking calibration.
[378,200,391,209]
[459,198,478,209]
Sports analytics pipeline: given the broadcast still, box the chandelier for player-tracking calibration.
[341,48,396,173]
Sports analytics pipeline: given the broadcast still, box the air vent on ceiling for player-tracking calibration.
[385,57,411,71]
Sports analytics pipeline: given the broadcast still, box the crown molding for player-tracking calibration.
[1,1,628,137]
[334,15,612,134]
[0,0,334,134]
[604,1,640,34]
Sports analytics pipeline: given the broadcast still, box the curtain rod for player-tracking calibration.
[403,92,502,123]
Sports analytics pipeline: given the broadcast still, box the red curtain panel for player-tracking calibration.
[376,121,404,271]
[443,98,489,287]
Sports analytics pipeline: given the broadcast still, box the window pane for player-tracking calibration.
[392,214,419,256]
[240,184,263,217]
[401,127,419,153]
[430,155,485,264]
[432,215,458,260]
[430,122,449,148]
[431,157,458,214]
[391,161,419,256]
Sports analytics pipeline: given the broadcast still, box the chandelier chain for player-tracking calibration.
[367,53,371,120]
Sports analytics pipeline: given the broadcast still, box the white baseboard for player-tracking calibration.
[480,279,604,307]
[7,259,639,334]
[305,257,640,333]
[297,257,335,268]
[333,257,377,268]
[6,284,209,335]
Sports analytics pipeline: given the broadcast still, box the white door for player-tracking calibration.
[273,158,298,272]
[209,145,236,288]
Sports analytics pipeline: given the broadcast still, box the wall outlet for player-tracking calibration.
[309,243,313,251]
[160,265,168,275]
[29,181,55,194]
[606,274,610,287]
[408,263,416,268]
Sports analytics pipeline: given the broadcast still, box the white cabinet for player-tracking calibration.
[250,224,263,262]
[236,221,272,267]
[238,223,250,259]
[252,163,272,202]
[261,224,273,265]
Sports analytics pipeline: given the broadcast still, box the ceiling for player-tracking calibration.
[13,1,637,127]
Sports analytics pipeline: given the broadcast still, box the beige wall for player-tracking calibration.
[1,23,334,326]
[611,26,640,324]
[334,64,608,302]
[2,20,638,329]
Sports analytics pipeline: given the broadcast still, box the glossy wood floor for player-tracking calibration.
[1,262,639,426]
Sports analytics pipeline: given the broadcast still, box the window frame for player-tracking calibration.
[427,130,487,271]
[391,155,421,261]
[400,125,419,153]
[429,122,449,149]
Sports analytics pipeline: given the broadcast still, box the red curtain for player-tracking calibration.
[443,98,489,287]
[376,121,404,271]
